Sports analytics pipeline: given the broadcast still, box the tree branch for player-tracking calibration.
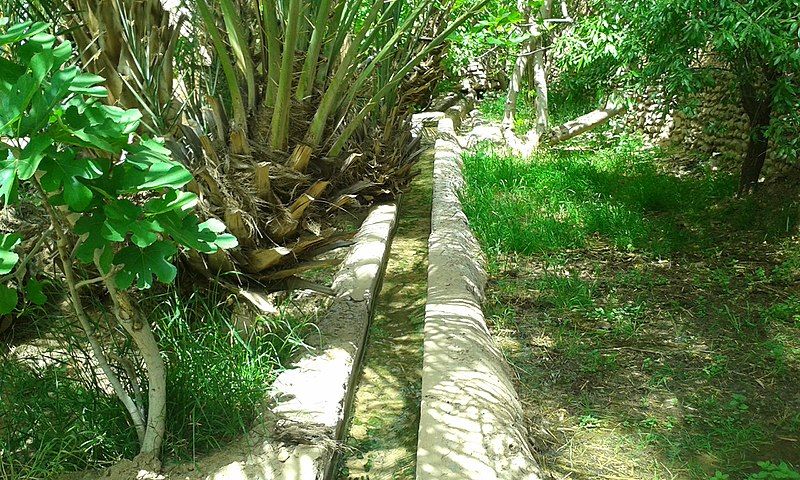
[32,178,147,444]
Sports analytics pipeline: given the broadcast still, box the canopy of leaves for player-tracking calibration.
[554,0,800,156]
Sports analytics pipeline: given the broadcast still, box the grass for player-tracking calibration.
[461,133,800,478]
[460,138,799,259]
[0,283,313,479]
[153,287,314,461]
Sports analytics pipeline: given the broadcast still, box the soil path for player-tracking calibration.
[336,147,434,479]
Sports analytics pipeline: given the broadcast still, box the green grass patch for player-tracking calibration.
[460,140,759,258]
[0,285,313,478]
[153,288,313,460]
[466,127,800,478]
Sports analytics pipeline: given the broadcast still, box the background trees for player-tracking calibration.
[554,0,800,193]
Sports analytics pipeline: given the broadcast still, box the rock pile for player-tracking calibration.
[461,60,506,98]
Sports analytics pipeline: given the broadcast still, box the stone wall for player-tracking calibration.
[617,71,798,181]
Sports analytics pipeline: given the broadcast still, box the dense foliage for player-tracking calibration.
[0,19,235,311]
[555,0,800,191]
[0,19,236,456]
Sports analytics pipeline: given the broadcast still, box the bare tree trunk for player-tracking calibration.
[738,72,777,195]
[99,265,167,457]
[530,0,553,141]
[504,0,553,147]
[503,50,529,131]
[502,0,533,136]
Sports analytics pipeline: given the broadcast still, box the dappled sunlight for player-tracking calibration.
[481,243,800,478]
[338,150,433,479]
[417,135,542,480]
[458,121,800,477]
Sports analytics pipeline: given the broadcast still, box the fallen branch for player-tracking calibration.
[541,102,626,145]
[503,101,626,157]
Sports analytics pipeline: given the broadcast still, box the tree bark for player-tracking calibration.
[502,48,530,131]
[738,71,777,195]
[100,269,167,457]
[543,102,625,145]
[502,0,534,134]
[504,0,553,146]
[531,0,553,138]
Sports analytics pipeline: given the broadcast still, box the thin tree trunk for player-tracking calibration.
[503,52,529,132]
[98,259,167,457]
[503,1,533,134]
[531,0,553,139]
[504,0,552,145]
[738,72,777,195]
[35,181,147,444]
[115,296,166,456]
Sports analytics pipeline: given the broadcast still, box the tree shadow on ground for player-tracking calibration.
[467,145,800,478]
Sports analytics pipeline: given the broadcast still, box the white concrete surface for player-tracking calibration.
[201,204,398,480]
[416,101,542,480]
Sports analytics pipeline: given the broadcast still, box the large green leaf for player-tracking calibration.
[68,73,108,97]
[16,135,52,180]
[104,200,163,248]
[0,233,22,275]
[0,285,17,315]
[124,138,173,170]
[115,160,193,193]
[0,57,25,88]
[39,150,104,211]
[0,21,48,46]
[73,213,114,263]
[199,219,239,250]
[156,211,221,254]
[55,103,133,153]
[114,241,178,289]
[0,154,18,207]
[143,190,198,215]
[24,278,46,305]
[0,73,37,132]
[97,105,142,135]
[29,49,55,84]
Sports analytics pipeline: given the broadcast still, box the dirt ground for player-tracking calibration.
[485,233,800,479]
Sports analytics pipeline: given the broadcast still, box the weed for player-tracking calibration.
[0,359,138,479]
[537,273,594,309]
[0,285,314,477]
[714,461,800,479]
[762,297,800,326]
[702,355,729,378]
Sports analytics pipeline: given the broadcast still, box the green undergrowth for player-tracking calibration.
[461,139,797,260]
[0,284,313,479]
[461,135,800,478]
